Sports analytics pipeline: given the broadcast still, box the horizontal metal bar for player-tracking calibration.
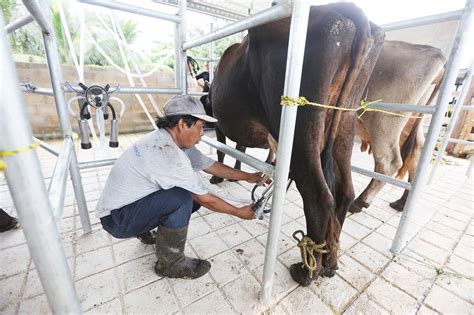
[34,137,60,156]
[201,135,275,177]
[382,10,462,31]
[48,137,73,218]
[188,92,207,97]
[153,0,246,21]
[20,84,54,96]
[22,0,52,34]
[183,2,291,50]
[5,14,34,33]
[438,137,474,145]
[462,105,474,110]
[22,84,183,96]
[191,57,219,62]
[369,102,436,114]
[351,165,412,190]
[78,158,116,169]
[65,84,182,95]
[78,0,181,23]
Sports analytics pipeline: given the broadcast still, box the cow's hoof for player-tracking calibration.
[289,263,313,286]
[389,199,405,212]
[209,176,224,184]
[319,266,337,278]
[348,199,369,214]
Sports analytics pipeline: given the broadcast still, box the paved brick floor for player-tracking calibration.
[1,132,472,314]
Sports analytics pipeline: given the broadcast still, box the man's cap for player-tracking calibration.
[164,95,217,123]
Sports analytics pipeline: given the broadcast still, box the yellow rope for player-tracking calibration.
[281,96,422,119]
[293,230,329,279]
[0,142,40,171]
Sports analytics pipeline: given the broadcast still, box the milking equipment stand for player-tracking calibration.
[66,82,125,149]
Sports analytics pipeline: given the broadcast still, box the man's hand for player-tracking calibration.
[236,204,256,220]
[245,172,263,184]
[193,193,256,220]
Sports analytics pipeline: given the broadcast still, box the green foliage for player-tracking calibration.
[3,0,242,72]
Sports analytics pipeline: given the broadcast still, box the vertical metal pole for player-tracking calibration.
[467,155,474,177]
[209,23,214,83]
[176,0,187,95]
[32,0,92,233]
[391,0,473,254]
[428,63,473,183]
[261,0,310,305]
[0,12,81,313]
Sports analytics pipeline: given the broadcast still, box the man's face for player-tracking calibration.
[179,119,205,148]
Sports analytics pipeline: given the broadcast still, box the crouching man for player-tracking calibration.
[96,95,261,279]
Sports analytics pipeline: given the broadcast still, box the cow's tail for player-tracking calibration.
[396,117,423,179]
[321,137,336,196]
[321,8,376,197]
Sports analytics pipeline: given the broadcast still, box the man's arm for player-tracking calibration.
[192,193,255,220]
[204,162,262,183]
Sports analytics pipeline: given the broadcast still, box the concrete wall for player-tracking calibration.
[17,62,176,139]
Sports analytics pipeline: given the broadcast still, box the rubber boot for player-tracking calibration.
[0,208,20,232]
[155,225,210,279]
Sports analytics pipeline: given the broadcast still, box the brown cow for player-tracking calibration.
[349,40,446,213]
[209,3,384,286]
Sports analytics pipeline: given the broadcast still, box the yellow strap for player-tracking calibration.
[0,142,40,171]
[293,230,329,279]
[281,96,422,119]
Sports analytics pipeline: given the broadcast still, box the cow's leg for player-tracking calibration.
[349,142,403,213]
[210,126,227,184]
[390,166,415,211]
[321,121,355,277]
[228,144,246,182]
[232,144,246,171]
[265,147,276,165]
[289,153,335,286]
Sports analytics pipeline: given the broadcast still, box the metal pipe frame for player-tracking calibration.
[391,0,473,254]
[429,64,473,183]
[351,166,412,190]
[201,136,275,177]
[467,155,474,177]
[183,1,292,50]
[26,0,92,234]
[5,13,34,33]
[178,0,187,95]
[22,0,52,34]
[78,0,181,23]
[441,138,474,145]
[369,102,436,114]
[382,9,463,31]
[0,12,81,312]
[48,137,73,218]
[34,137,60,156]
[21,84,54,95]
[261,0,310,305]
[78,158,116,169]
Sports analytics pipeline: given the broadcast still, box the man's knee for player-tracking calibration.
[160,187,194,228]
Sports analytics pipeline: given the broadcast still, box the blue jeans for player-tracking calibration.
[100,187,201,239]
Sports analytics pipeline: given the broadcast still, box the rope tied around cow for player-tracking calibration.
[280,96,423,119]
[0,142,40,171]
[293,230,329,279]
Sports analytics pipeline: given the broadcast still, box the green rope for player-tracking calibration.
[293,230,329,279]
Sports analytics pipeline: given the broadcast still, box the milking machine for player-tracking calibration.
[66,82,125,149]
[251,178,293,220]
